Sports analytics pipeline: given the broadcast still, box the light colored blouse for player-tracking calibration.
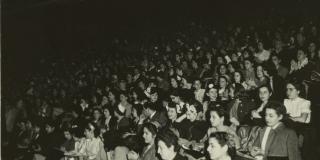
[284,97,311,123]
[79,137,101,160]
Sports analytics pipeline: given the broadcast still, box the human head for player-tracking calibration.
[92,108,102,120]
[244,58,254,70]
[142,123,157,145]
[84,122,100,139]
[156,129,180,160]
[206,107,229,127]
[63,128,73,140]
[44,120,57,134]
[259,85,272,102]
[167,102,178,121]
[206,84,218,101]
[219,76,228,88]
[271,54,282,66]
[119,91,129,103]
[186,100,203,122]
[256,65,265,79]
[297,49,307,61]
[286,81,303,99]
[218,64,228,75]
[233,71,243,84]
[206,132,236,160]
[193,79,202,90]
[264,101,287,127]
[149,87,159,103]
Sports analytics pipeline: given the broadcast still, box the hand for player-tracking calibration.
[230,117,240,126]
[127,151,139,160]
[250,146,263,157]
[251,110,261,118]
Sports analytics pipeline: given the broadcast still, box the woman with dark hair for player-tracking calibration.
[118,91,133,118]
[200,107,239,149]
[91,108,103,128]
[127,122,158,160]
[107,89,119,111]
[177,100,208,147]
[79,122,106,160]
[156,129,187,160]
[254,64,268,88]
[250,101,301,160]
[206,132,236,160]
[249,85,273,126]
[218,76,230,102]
[202,84,220,120]
[284,81,311,124]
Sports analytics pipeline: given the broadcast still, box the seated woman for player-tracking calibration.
[126,122,158,160]
[78,123,106,160]
[284,81,311,125]
[202,84,220,120]
[177,100,208,147]
[249,85,273,126]
[156,129,188,160]
[206,132,236,160]
[250,101,301,160]
[200,107,240,149]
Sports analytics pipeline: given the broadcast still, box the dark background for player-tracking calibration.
[2,0,319,83]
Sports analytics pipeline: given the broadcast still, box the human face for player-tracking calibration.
[259,87,271,102]
[84,128,93,139]
[45,125,54,134]
[227,64,235,73]
[209,111,223,127]
[120,94,127,102]
[170,78,178,88]
[150,93,158,102]
[217,57,224,64]
[297,50,306,61]
[207,137,228,160]
[142,127,155,144]
[265,108,282,127]
[219,65,227,75]
[167,108,177,120]
[256,66,264,78]
[157,140,175,160]
[234,72,241,83]
[170,95,180,104]
[286,83,300,99]
[193,80,202,90]
[244,60,252,70]
[207,88,218,101]
[271,56,280,66]
[101,96,108,105]
[186,105,198,122]
[108,92,115,101]
[219,77,227,88]
[93,110,101,120]
[64,131,72,140]
[103,108,110,118]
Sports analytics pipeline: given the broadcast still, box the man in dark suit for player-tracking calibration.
[138,102,168,130]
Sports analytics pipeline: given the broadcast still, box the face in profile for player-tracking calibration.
[207,137,228,160]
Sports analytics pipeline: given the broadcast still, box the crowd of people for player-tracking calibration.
[3,17,320,160]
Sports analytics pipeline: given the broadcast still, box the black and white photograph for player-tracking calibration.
[2,0,320,160]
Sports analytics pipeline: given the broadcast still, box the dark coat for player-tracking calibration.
[253,123,301,160]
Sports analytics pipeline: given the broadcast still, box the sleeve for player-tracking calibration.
[287,130,301,160]
[300,100,311,114]
[87,139,100,160]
